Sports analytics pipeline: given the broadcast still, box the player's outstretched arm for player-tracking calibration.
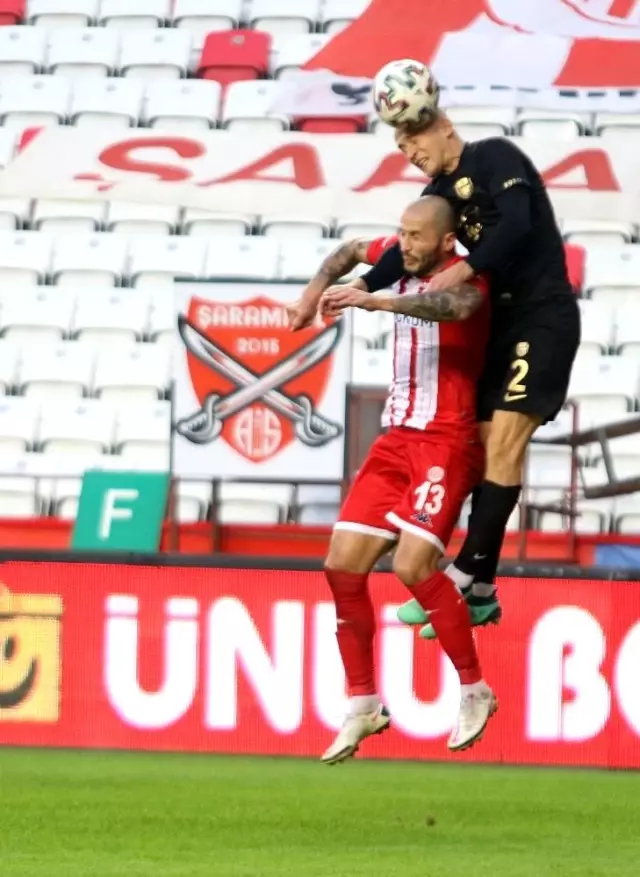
[288,238,374,331]
[375,283,483,322]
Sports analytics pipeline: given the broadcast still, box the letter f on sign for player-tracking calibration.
[99,489,139,540]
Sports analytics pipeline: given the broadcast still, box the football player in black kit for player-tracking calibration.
[289,110,581,639]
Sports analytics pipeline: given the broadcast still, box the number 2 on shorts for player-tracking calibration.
[504,357,529,402]
[414,481,445,515]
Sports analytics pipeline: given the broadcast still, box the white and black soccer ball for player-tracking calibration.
[373,59,440,128]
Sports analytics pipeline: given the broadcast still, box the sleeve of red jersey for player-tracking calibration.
[470,271,490,300]
[365,235,399,265]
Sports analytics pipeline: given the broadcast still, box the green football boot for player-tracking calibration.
[396,592,502,639]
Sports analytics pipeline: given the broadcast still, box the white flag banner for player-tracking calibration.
[172,282,350,481]
[271,69,640,118]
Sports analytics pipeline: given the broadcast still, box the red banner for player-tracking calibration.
[1,562,639,768]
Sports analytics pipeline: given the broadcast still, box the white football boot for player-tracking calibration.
[448,682,497,752]
[321,705,391,765]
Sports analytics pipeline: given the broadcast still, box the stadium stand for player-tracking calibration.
[0,2,635,541]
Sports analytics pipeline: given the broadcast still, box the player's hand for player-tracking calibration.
[287,298,318,331]
[321,286,376,316]
[428,260,474,291]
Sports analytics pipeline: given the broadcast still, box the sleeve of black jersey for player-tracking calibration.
[360,182,431,291]
[465,139,533,276]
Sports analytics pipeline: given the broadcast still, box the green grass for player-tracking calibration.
[1,749,639,877]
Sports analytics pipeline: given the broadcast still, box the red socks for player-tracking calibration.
[411,570,482,684]
[325,569,376,696]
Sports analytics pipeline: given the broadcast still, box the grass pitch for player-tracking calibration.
[1,749,639,877]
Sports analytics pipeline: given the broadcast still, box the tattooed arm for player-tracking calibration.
[288,239,375,330]
[321,283,484,322]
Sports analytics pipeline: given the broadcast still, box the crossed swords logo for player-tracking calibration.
[176,315,345,448]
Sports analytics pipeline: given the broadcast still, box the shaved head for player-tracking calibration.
[398,195,457,276]
[402,195,456,237]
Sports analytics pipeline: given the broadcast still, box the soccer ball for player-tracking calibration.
[373,59,440,128]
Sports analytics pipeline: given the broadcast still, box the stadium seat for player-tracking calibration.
[0,75,70,128]
[0,0,24,26]
[0,396,38,452]
[351,348,392,386]
[298,503,339,525]
[98,0,170,28]
[114,400,170,452]
[295,115,366,134]
[70,78,144,128]
[73,289,149,345]
[47,27,119,77]
[568,357,640,426]
[1,285,74,342]
[271,35,329,80]
[336,220,397,241]
[595,113,640,140]
[173,0,242,39]
[218,500,282,524]
[51,233,129,286]
[0,231,52,283]
[0,476,39,517]
[563,219,634,247]
[351,308,385,349]
[279,239,336,281]
[586,245,640,306]
[129,235,207,286]
[0,128,16,169]
[321,0,369,34]
[444,105,515,135]
[144,79,221,131]
[222,80,288,132]
[120,28,191,80]
[33,198,106,232]
[28,0,98,27]
[38,398,114,453]
[261,215,329,239]
[516,112,583,140]
[217,481,293,524]
[115,442,170,470]
[18,340,95,399]
[182,208,253,237]
[106,201,179,235]
[0,26,45,75]
[614,303,640,353]
[204,236,280,281]
[0,340,20,391]
[0,197,30,229]
[249,0,317,36]
[578,300,614,356]
[94,342,171,404]
[538,498,615,535]
[615,493,640,534]
[296,483,341,506]
[197,30,270,86]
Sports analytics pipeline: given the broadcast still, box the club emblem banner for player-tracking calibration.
[172,282,350,480]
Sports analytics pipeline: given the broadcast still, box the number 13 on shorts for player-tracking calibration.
[414,479,445,515]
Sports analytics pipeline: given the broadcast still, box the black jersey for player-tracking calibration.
[364,137,572,308]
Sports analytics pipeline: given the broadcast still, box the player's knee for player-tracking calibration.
[325,542,367,576]
[392,551,439,589]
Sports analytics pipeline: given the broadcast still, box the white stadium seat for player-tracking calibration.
[38,398,114,454]
[223,80,288,133]
[0,397,39,453]
[106,201,179,235]
[298,503,340,525]
[33,198,106,232]
[173,0,243,39]
[568,357,640,426]
[129,235,207,287]
[98,0,171,28]
[70,78,144,128]
[322,0,370,34]
[0,75,70,128]
[351,348,391,386]
[336,220,397,241]
[279,239,336,281]
[0,341,20,392]
[73,289,149,345]
[1,286,74,342]
[578,300,614,355]
[0,231,52,284]
[51,233,129,286]
[614,303,640,356]
[586,244,640,305]
[563,218,634,247]
[261,215,329,240]
[0,129,17,170]
[120,28,191,80]
[47,27,119,77]
[0,476,39,518]
[204,236,280,281]
[115,400,170,451]
[28,0,99,27]
[249,0,317,36]
[271,35,330,80]
[0,198,30,231]
[0,27,47,76]
[18,341,95,400]
[94,343,171,403]
[182,209,253,237]
[445,105,515,135]
[144,79,221,131]
[517,112,583,140]
[615,493,640,534]
[596,113,640,140]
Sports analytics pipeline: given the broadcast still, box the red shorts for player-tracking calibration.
[336,427,485,552]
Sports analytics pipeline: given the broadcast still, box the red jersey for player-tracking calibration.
[366,236,490,434]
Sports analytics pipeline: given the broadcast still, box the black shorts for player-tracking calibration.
[477,292,581,424]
